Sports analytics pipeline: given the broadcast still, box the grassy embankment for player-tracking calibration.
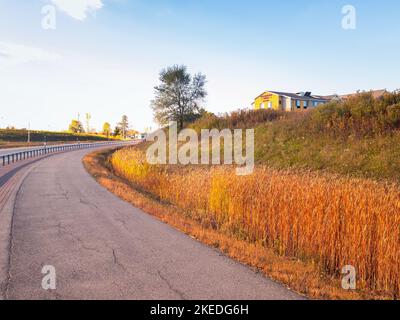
[190,92,400,180]
[0,129,118,149]
[86,93,400,300]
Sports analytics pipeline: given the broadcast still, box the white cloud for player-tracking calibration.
[50,0,103,21]
[0,42,61,69]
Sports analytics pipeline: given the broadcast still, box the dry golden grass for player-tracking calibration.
[107,147,399,299]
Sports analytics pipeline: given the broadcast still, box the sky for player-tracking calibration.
[0,0,399,132]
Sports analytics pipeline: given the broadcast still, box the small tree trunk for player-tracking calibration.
[178,118,184,131]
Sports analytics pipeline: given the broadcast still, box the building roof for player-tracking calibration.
[313,94,338,100]
[256,90,331,101]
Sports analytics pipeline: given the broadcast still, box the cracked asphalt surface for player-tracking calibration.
[1,148,303,300]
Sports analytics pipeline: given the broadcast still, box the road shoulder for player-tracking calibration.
[0,161,42,300]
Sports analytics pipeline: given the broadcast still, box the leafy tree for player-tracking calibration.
[151,65,207,130]
[103,122,111,138]
[69,119,84,133]
[114,126,121,137]
[118,115,129,139]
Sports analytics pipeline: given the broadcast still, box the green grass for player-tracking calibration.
[254,124,400,180]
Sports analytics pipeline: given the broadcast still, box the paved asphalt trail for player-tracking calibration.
[0,147,303,300]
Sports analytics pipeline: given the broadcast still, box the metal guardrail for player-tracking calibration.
[1,141,132,167]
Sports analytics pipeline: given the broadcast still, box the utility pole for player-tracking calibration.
[86,113,91,133]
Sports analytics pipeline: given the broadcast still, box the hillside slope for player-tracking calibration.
[191,92,400,181]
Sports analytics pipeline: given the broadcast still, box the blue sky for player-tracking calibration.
[0,0,399,131]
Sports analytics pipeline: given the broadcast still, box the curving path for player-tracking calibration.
[0,147,304,300]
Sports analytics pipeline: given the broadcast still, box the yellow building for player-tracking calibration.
[253,91,330,111]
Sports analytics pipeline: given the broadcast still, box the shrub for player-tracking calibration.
[190,109,287,132]
[308,92,400,136]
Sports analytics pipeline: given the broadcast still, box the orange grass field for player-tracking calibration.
[110,147,400,299]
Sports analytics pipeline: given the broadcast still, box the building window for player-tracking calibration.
[304,101,308,109]
[313,101,318,107]
[296,100,301,108]
[267,102,272,109]
[260,103,264,109]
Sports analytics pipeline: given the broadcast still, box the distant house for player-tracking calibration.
[134,133,148,140]
[252,91,331,112]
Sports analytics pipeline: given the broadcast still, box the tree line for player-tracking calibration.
[68,114,132,139]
